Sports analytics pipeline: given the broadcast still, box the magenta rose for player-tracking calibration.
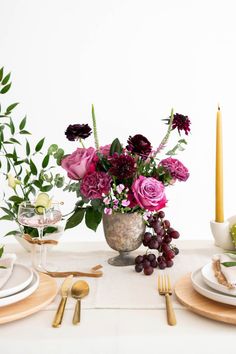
[132,176,167,211]
[80,171,112,199]
[159,157,189,182]
[61,147,96,180]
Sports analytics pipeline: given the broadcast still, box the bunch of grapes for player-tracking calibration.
[135,211,179,275]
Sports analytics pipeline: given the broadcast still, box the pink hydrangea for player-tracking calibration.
[159,157,189,182]
[80,171,112,199]
[132,176,167,211]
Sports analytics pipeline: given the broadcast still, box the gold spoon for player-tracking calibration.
[71,280,89,325]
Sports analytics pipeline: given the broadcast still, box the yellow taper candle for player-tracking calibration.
[215,106,224,222]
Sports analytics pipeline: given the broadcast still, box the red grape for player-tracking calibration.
[166,260,174,267]
[135,264,143,273]
[151,260,158,268]
[143,259,151,268]
[163,220,170,228]
[173,247,179,255]
[158,211,165,219]
[135,255,143,264]
[144,266,154,275]
[170,230,180,239]
[147,253,156,262]
[159,261,167,269]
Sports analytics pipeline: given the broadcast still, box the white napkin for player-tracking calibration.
[0,253,16,289]
[213,254,236,287]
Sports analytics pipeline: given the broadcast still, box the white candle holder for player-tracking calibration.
[210,215,236,250]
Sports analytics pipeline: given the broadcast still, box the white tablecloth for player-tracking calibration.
[1,240,236,354]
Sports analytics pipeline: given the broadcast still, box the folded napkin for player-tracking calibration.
[0,254,16,289]
[212,254,236,288]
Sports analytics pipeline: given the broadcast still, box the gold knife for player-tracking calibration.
[52,275,73,328]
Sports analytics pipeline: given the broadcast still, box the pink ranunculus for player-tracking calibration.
[132,176,167,211]
[99,144,111,156]
[159,157,189,182]
[80,171,112,200]
[61,147,96,180]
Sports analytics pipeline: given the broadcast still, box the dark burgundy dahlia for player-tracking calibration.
[109,153,136,179]
[65,124,92,141]
[172,114,191,135]
[126,134,152,159]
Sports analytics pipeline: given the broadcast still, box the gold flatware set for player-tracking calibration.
[52,271,176,328]
[52,276,90,327]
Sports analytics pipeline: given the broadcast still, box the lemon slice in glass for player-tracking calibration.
[35,193,52,214]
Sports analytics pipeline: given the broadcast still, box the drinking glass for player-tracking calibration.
[18,201,62,271]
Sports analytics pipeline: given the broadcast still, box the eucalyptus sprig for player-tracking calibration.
[0,67,66,237]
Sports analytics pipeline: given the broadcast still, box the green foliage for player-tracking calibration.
[0,245,4,258]
[85,207,102,232]
[166,139,187,156]
[0,67,66,236]
[109,138,122,156]
[23,225,58,238]
[65,208,85,230]
[221,262,236,267]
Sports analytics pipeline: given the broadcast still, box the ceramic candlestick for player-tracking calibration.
[210,215,236,250]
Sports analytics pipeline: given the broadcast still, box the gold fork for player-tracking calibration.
[158,274,177,326]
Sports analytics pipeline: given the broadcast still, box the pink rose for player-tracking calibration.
[80,171,112,199]
[99,144,111,156]
[61,147,96,180]
[132,176,167,211]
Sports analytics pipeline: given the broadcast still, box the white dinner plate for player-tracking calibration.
[0,264,33,298]
[201,262,236,296]
[191,268,236,306]
[0,270,39,307]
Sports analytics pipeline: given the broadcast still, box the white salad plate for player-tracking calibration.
[191,267,236,306]
[0,270,39,307]
[201,262,236,296]
[0,263,33,298]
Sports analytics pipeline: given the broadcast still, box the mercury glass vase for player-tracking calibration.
[102,212,146,266]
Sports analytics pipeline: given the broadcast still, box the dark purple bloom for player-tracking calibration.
[126,134,152,159]
[159,157,189,182]
[65,124,92,141]
[172,114,191,135]
[109,153,136,179]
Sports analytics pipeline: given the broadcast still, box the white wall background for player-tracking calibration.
[1,0,236,243]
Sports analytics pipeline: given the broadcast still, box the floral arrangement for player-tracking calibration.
[62,106,191,232]
[0,67,65,237]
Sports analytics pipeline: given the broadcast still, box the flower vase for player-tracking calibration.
[102,212,146,266]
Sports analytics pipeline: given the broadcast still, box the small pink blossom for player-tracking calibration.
[121,199,130,207]
[104,208,112,215]
[116,184,125,194]
[113,199,119,205]
[113,205,118,210]
[103,196,110,205]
